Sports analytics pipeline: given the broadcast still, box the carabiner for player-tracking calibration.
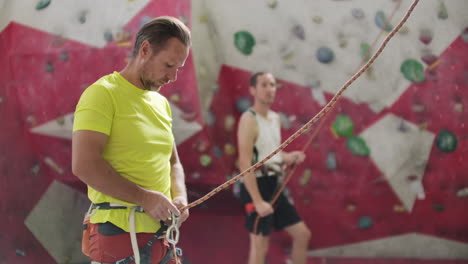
[166,214,180,245]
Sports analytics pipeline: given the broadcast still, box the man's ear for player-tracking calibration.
[138,40,152,60]
[249,86,256,97]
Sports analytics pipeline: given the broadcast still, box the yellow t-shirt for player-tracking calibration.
[73,71,174,233]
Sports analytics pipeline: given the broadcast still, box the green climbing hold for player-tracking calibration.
[332,114,354,137]
[200,154,212,167]
[56,116,65,126]
[360,42,371,62]
[436,130,458,152]
[267,0,278,9]
[45,63,54,72]
[400,59,425,83]
[358,216,373,229]
[346,136,370,156]
[60,52,69,61]
[234,31,256,55]
[16,249,26,257]
[438,1,448,20]
[433,204,445,212]
[36,0,51,10]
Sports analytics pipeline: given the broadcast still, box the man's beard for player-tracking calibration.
[260,97,274,106]
[140,77,153,91]
[140,63,161,91]
[141,78,163,92]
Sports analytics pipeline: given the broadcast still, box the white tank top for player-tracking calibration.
[250,109,283,174]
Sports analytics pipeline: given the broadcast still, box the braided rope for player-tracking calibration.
[182,0,420,211]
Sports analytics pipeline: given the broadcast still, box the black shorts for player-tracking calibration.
[239,176,301,236]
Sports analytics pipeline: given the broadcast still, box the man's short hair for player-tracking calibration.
[132,16,191,57]
[250,72,267,87]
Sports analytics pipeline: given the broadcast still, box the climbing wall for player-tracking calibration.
[189,0,468,262]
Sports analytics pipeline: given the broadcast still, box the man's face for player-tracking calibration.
[251,73,277,106]
[139,37,189,91]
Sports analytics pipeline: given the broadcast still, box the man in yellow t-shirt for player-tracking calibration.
[72,16,191,264]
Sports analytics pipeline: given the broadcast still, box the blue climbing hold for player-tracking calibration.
[104,31,113,42]
[375,11,392,32]
[236,97,253,112]
[326,152,337,169]
[352,8,365,19]
[205,111,216,126]
[279,112,292,130]
[213,146,222,158]
[292,24,305,40]
[462,27,468,43]
[316,47,334,64]
[139,16,153,29]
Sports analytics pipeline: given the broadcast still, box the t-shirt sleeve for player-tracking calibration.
[73,84,115,135]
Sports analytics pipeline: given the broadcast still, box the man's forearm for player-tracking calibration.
[240,164,263,203]
[74,157,146,205]
[170,162,187,202]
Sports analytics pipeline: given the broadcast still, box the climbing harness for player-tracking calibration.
[83,203,182,264]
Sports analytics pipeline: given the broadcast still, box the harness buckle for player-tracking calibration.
[115,258,130,264]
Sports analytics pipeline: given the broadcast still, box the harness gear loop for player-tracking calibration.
[129,207,140,264]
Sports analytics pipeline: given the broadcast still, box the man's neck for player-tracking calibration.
[120,64,145,90]
[251,103,270,118]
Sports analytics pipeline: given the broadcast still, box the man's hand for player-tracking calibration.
[283,151,306,166]
[140,190,180,221]
[254,200,274,217]
[172,196,189,226]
